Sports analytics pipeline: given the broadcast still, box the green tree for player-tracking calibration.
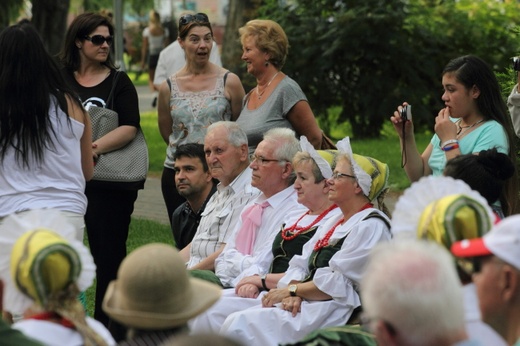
[260,0,520,138]
[0,0,25,30]
[32,0,71,55]
[221,0,262,92]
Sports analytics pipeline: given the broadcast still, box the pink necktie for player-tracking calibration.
[235,201,270,255]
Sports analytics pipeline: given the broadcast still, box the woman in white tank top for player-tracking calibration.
[0,21,93,241]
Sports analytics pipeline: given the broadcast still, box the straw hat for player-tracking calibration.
[102,243,221,330]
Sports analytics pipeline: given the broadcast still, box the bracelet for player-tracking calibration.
[440,139,458,149]
[261,274,270,291]
[442,143,460,152]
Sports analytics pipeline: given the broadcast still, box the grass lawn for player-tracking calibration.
[126,71,149,87]
[84,218,174,317]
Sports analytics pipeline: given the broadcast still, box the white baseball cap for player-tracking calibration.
[451,214,520,271]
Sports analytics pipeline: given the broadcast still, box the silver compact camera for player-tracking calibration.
[400,105,412,122]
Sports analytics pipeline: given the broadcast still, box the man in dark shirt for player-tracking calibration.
[171,143,217,249]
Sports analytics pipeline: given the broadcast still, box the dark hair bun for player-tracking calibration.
[477,148,515,180]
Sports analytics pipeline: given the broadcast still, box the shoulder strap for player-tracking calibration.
[106,70,121,110]
[223,71,230,86]
[362,211,391,230]
[167,78,172,91]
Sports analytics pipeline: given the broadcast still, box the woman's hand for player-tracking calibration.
[236,283,260,299]
[434,107,458,142]
[390,102,414,140]
[262,287,290,307]
[280,296,303,317]
[92,142,99,163]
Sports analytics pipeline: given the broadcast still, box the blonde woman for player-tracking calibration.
[237,19,323,154]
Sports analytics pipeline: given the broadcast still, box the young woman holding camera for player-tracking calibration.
[391,55,518,216]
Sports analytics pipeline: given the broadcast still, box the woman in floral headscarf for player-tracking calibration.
[391,175,507,346]
[0,209,115,346]
[218,137,392,346]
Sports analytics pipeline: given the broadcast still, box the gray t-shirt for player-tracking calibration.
[237,76,307,154]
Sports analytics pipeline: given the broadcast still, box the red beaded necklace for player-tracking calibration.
[29,311,75,329]
[281,204,338,241]
[313,202,373,252]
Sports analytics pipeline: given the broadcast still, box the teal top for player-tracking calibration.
[428,119,508,176]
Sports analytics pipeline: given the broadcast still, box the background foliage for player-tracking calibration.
[2,0,520,139]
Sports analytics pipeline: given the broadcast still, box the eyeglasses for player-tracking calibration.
[84,35,113,46]
[331,172,357,180]
[179,13,209,26]
[250,154,286,165]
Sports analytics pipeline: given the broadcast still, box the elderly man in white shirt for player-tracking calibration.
[212,128,306,288]
[180,121,259,271]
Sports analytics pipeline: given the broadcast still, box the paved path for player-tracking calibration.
[133,85,170,224]
[132,85,401,225]
[134,176,170,225]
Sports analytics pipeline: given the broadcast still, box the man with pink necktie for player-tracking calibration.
[214,128,307,288]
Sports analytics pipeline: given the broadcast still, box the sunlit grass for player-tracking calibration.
[126,71,149,86]
[140,111,166,176]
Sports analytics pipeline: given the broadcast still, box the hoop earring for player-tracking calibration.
[265,60,269,67]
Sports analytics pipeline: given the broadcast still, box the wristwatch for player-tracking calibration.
[261,274,269,291]
[288,284,298,297]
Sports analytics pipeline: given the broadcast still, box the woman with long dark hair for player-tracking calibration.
[0,21,92,239]
[59,12,144,339]
[391,55,518,215]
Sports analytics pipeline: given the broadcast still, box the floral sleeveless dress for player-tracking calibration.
[164,71,231,168]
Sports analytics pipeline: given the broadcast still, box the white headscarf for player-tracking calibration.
[299,136,333,179]
[335,136,372,198]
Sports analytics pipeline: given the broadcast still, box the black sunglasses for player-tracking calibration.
[179,13,209,26]
[84,35,113,46]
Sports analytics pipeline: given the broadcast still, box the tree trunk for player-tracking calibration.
[32,0,70,55]
[221,0,261,92]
